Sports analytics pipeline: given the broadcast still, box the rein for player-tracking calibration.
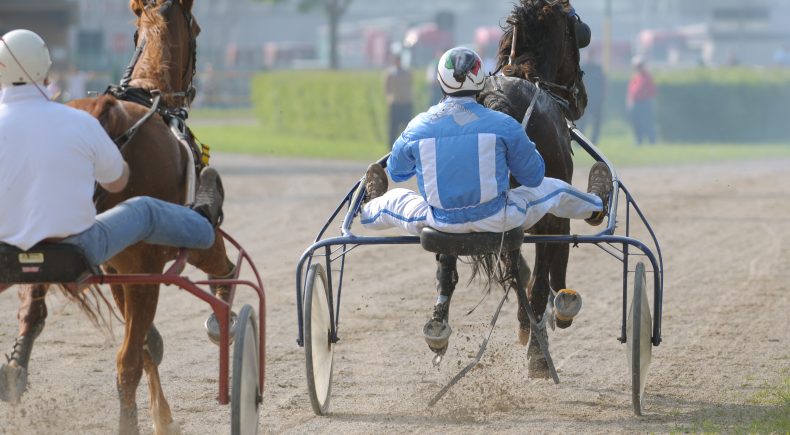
[112,91,161,148]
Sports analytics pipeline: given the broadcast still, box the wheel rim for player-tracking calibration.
[232,305,259,434]
[627,262,653,416]
[305,264,334,415]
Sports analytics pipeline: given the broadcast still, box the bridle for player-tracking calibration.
[122,0,197,106]
[501,0,589,117]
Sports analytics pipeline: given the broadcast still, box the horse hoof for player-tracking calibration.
[517,326,530,346]
[527,357,551,379]
[204,311,237,346]
[423,319,452,354]
[554,289,582,329]
[0,363,28,404]
[526,325,551,379]
[145,325,164,366]
[153,420,182,435]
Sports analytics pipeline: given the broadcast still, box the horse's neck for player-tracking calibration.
[129,58,172,93]
[129,57,185,107]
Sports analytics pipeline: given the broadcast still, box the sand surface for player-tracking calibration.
[1,154,789,434]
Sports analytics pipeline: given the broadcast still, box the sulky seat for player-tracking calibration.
[0,242,98,284]
[419,226,524,256]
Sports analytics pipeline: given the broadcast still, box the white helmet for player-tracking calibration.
[0,29,52,87]
[436,47,486,96]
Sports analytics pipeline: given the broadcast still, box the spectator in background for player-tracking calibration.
[724,49,740,67]
[384,53,413,147]
[578,50,606,144]
[773,44,790,67]
[626,57,657,145]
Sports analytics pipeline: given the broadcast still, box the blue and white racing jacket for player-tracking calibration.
[387,96,545,225]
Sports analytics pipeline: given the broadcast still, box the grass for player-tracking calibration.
[745,376,790,433]
[672,374,790,434]
[191,123,383,161]
[189,109,790,165]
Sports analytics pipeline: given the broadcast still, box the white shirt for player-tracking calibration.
[0,84,124,250]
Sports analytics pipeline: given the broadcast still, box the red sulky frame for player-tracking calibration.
[0,229,266,406]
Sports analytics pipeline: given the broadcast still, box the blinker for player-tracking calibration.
[575,19,591,49]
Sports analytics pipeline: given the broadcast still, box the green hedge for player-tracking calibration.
[252,70,437,146]
[253,69,790,145]
[603,69,790,143]
[252,71,386,144]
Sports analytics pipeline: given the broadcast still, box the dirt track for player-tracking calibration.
[1,154,789,434]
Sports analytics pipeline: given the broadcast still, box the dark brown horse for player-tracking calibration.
[5,0,234,433]
[476,0,589,377]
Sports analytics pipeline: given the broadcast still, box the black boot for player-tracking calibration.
[192,167,225,227]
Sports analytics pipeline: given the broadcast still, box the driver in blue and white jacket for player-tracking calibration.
[361,47,611,235]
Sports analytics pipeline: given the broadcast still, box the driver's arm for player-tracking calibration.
[100,161,130,193]
[504,119,545,187]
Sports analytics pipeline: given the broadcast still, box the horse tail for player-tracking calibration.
[56,284,120,335]
[467,253,516,293]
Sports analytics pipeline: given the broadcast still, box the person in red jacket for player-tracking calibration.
[626,57,657,145]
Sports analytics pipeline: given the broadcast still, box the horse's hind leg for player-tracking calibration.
[424,254,458,356]
[433,254,458,323]
[0,284,48,403]
[521,241,554,379]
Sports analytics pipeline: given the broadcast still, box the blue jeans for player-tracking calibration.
[61,196,215,266]
[631,100,657,145]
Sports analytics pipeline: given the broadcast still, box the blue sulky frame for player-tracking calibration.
[295,126,664,350]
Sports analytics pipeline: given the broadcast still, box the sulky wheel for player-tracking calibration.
[626,262,653,416]
[231,304,261,434]
[304,263,335,416]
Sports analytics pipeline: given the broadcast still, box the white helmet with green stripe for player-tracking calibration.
[436,47,486,96]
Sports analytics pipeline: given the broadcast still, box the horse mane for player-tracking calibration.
[130,0,172,93]
[496,0,571,79]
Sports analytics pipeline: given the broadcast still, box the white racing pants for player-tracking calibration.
[360,177,603,235]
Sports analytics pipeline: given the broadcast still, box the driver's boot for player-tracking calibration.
[191,166,225,227]
[585,162,613,226]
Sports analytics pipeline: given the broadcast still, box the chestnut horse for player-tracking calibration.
[475,0,589,377]
[5,0,234,433]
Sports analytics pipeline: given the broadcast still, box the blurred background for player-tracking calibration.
[2,0,789,163]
